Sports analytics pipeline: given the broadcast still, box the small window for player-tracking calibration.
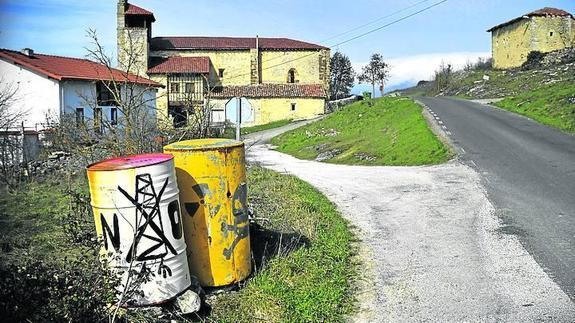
[110,107,118,125]
[185,82,194,93]
[287,69,296,83]
[96,82,117,106]
[170,82,180,93]
[550,31,554,37]
[94,108,102,133]
[218,69,225,78]
[291,103,296,111]
[76,108,84,125]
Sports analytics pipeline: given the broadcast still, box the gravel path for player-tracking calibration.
[244,122,575,322]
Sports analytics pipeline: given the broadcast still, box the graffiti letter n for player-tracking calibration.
[101,213,120,252]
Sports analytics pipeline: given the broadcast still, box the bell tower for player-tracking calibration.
[117,0,155,76]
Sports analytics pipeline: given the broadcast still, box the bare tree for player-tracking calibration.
[50,29,162,164]
[358,53,390,98]
[433,60,453,94]
[0,79,27,188]
[0,80,22,130]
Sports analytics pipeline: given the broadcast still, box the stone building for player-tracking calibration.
[117,1,330,128]
[487,7,575,69]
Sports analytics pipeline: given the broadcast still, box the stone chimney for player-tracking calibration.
[250,35,261,84]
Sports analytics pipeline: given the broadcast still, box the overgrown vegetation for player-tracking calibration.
[209,166,356,322]
[271,97,451,166]
[494,81,575,133]
[0,164,357,322]
[0,175,118,322]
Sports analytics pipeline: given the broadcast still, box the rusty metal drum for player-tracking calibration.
[87,154,191,306]
[164,139,251,287]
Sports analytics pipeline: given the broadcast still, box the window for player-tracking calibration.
[218,69,225,78]
[96,82,117,106]
[291,103,296,111]
[185,82,194,93]
[287,68,296,83]
[170,82,180,93]
[550,31,554,37]
[94,108,102,133]
[110,107,118,125]
[76,108,84,125]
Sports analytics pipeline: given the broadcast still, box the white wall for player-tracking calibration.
[0,58,157,131]
[0,58,60,130]
[62,81,157,129]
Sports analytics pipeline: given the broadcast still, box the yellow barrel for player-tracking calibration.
[164,139,251,287]
[87,154,191,306]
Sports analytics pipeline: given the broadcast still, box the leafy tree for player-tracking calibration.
[329,52,355,100]
[358,53,390,98]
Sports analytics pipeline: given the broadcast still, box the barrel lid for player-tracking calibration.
[87,153,173,171]
[164,138,243,152]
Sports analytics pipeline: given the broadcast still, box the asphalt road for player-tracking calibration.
[417,96,575,301]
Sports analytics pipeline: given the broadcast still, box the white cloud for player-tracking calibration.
[352,51,491,92]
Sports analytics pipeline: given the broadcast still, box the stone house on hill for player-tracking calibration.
[487,7,575,69]
[117,0,330,128]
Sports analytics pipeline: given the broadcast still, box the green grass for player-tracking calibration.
[210,165,356,322]
[1,167,356,322]
[271,97,452,166]
[222,119,293,138]
[494,81,575,133]
[0,177,86,265]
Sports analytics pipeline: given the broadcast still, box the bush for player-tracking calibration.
[0,179,119,322]
[0,249,117,322]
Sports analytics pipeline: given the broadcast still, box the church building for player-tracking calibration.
[117,1,330,128]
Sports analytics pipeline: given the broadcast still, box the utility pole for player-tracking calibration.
[235,97,241,141]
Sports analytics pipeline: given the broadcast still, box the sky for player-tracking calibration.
[1,0,574,94]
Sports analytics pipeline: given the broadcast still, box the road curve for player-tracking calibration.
[244,120,575,321]
[416,96,575,302]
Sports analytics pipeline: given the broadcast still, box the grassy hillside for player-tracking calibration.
[402,61,574,100]
[494,81,575,133]
[271,97,452,166]
[400,50,575,134]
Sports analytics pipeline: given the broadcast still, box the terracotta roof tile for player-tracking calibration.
[0,48,160,87]
[148,56,210,74]
[150,37,328,51]
[211,84,326,99]
[487,7,574,32]
[125,3,155,17]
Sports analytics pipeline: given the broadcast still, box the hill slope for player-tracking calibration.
[401,48,575,133]
[271,97,452,166]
